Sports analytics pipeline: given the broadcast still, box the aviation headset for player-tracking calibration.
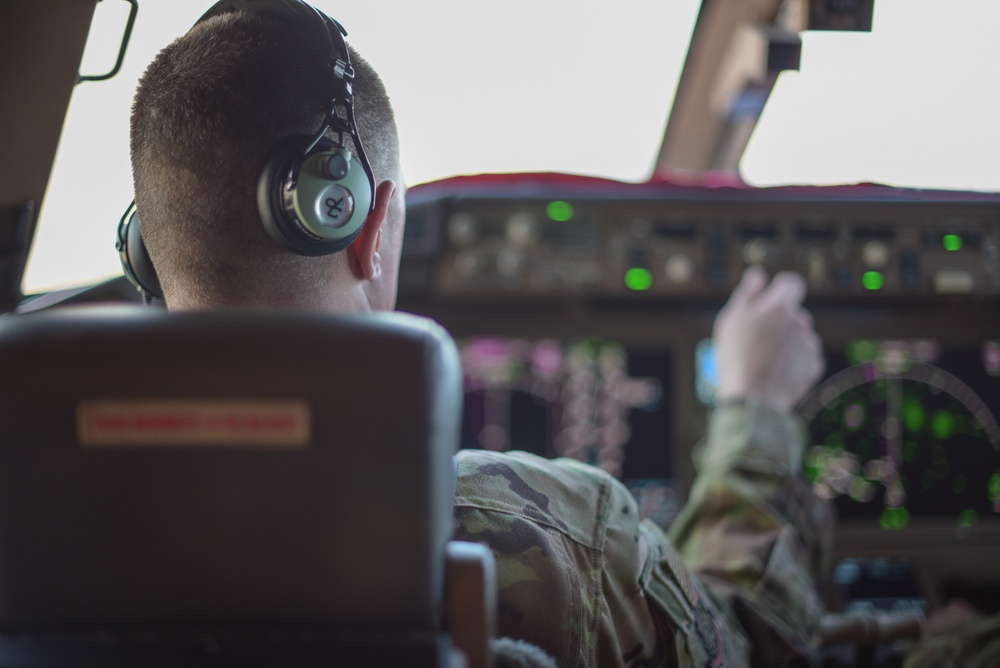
[116,0,377,300]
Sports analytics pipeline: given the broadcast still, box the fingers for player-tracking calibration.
[728,267,807,308]
[760,271,807,308]
[728,265,768,304]
[715,266,823,410]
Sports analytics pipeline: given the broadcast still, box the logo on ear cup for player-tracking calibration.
[314,186,355,228]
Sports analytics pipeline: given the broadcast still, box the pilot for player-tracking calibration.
[126,3,832,666]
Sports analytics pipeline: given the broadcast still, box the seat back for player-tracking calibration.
[0,307,461,633]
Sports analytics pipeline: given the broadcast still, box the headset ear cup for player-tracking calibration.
[117,205,164,300]
[257,140,310,254]
[257,137,372,256]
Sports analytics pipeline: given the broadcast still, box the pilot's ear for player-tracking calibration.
[347,180,395,281]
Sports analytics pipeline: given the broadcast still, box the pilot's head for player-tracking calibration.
[129,7,402,312]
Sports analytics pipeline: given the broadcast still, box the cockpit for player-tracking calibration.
[2,1,998,666]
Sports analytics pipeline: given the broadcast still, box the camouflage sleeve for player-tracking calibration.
[667,401,835,666]
[453,448,755,667]
[903,614,1000,668]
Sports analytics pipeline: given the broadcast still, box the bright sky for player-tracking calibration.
[742,0,1000,191]
[22,0,1000,294]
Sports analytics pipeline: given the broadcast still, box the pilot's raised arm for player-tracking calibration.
[455,266,833,667]
[667,266,832,665]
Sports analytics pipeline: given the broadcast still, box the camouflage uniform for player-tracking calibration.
[453,400,834,667]
[903,615,1000,668]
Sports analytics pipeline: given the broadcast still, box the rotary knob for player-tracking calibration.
[448,212,480,246]
[496,247,529,278]
[742,238,774,265]
[664,254,695,285]
[453,248,487,278]
[861,240,891,268]
[506,212,540,247]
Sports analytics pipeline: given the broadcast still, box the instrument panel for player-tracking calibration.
[398,176,1000,610]
[402,179,1000,300]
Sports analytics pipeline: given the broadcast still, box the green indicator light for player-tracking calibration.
[849,478,874,502]
[880,507,910,530]
[546,200,574,222]
[903,399,926,433]
[862,271,884,291]
[803,451,825,483]
[846,339,878,364]
[989,473,1000,502]
[943,234,962,251]
[932,411,955,440]
[624,268,653,291]
[958,509,979,528]
[879,507,909,530]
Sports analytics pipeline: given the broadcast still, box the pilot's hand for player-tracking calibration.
[713,266,824,412]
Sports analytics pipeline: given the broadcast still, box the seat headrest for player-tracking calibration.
[0,307,462,632]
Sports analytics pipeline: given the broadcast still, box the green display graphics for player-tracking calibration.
[799,340,1000,529]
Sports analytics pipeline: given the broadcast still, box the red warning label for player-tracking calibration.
[77,400,311,447]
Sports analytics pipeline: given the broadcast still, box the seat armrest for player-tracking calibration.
[445,541,497,668]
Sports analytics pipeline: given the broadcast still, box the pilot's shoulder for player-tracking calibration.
[454,450,639,665]
[454,449,633,550]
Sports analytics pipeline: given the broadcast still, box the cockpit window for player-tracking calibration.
[22,0,999,294]
[743,0,1000,192]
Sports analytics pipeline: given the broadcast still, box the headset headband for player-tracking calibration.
[196,0,376,203]
[197,0,347,59]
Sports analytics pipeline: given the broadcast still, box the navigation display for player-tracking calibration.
[799,340,1000,528]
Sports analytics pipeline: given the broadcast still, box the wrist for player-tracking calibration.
[715,390,794,414]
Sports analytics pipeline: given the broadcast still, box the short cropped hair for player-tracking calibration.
[130,10,399,306]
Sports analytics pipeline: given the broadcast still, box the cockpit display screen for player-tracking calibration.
[799,340,1000,528]
[458,337,678,526]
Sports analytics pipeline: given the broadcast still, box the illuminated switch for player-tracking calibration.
[943,234,963,251]
[933,269,975,294]
[806,248,826,286]
[862,271,885,291]
[545,200,574,222]
[624,267,653,291]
